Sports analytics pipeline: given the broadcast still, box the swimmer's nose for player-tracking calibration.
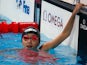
[27,39,32,44]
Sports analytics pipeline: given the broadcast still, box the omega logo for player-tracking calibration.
[80,19,87,30]
[43,10,63,28]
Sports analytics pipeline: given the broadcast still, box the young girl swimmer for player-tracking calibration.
[22,3,85,51]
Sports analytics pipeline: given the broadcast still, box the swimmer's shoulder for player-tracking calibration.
[39,42,50,51]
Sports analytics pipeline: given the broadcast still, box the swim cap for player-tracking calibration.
[22,27,40,39]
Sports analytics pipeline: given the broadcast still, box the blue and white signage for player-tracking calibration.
[0,0,35,23]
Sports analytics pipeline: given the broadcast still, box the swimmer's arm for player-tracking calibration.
[41,3,84,51]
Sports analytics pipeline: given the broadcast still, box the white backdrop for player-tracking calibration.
[40,0,79,52]
[80,0,87,5]
[0,0,35,22]
[62,0,87,5]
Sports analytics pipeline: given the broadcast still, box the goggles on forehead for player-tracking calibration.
[23,35,39,41]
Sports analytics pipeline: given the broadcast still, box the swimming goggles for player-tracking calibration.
[23,35,39,41]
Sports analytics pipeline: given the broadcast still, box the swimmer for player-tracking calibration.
[22,3,86,51]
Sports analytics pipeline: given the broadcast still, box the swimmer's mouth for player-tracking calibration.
[26,45,33,48]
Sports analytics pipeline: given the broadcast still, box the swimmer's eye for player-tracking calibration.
[23,35,38,41]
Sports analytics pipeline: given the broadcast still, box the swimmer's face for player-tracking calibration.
[22,33,39,49]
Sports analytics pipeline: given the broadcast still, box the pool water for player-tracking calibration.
[0,33,82,65]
